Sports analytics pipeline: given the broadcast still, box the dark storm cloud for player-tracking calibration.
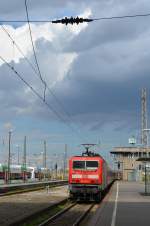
[1,0,150,132]
[52,25,150,131]
[65,17,150,53]
[1,0,148,22]
[0,0,94,21]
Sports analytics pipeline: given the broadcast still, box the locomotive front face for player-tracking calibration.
[69,158,102,185]
[69,157,103,200]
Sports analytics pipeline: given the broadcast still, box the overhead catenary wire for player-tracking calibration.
[0,55,87,142]
[0,25,39,76]
[93,12,150,21]
[24,0,46,101]
[1,12,150,23]
[24,0,86,137]
[5,7,144,142]
[0,26,71,119]
[0,24,85,141]
[1,10,150,144]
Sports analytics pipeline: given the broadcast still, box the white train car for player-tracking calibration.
[0,164,38,180]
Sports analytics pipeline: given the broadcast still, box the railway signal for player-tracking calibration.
[52,17,93,25]
[118,162,120,169]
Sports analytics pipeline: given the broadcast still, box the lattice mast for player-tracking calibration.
[141,88,148,146]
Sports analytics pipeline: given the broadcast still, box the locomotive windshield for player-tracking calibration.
[86,161,98,170]
[73,160,98,170]
[73,161,85,169]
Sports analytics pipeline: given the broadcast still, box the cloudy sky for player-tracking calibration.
[0,0,150,167]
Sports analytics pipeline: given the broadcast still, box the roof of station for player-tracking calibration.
[110,146,150,154]
[137,157,150,162]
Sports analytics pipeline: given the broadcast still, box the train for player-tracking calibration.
[0,164,49,180]
[68,145,116,202]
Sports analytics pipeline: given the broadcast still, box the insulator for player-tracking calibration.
[52,17,93,25]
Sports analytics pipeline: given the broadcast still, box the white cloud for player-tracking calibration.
[0,23,55,66]
[0,7,91,66]
[67,8,92,35]
[0,8,92,122]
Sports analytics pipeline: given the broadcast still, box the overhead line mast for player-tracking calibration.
[141,88,148,146]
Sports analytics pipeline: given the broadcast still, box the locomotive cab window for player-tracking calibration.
[73,161,85,169]
[86,161,98,170]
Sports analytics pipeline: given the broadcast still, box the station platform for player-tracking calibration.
[87,181,150,226]
[0,179,66,188]
[0,180,67,194]
[0,185,68,226]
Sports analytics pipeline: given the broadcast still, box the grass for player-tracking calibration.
[21,202,69,226]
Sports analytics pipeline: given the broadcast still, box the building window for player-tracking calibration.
[134,152,138,157]
[143,152,146,157]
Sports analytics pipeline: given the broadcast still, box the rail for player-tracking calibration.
[38,202,95,226]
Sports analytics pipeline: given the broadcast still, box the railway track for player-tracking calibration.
[35,184,114,226]
[37,202,95,226]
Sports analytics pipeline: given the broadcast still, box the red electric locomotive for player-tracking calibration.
[69,144,115,201]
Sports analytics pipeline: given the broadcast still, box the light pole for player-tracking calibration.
[44,141,47,168]
[40,152,44,167]
[16,145,20,165]
[23,136,27,182]
[144,162,147,194]
[44,141,47,180]
[63,144,67,179]
[7,131,12,184]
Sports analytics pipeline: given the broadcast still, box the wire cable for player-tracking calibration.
[0,24,85,140]
[0,55,86,141]
[0,25,39,76]
[24,0,85,137]
[24,0,46,101]
[93,12,150,21]
[1,12,150,23]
